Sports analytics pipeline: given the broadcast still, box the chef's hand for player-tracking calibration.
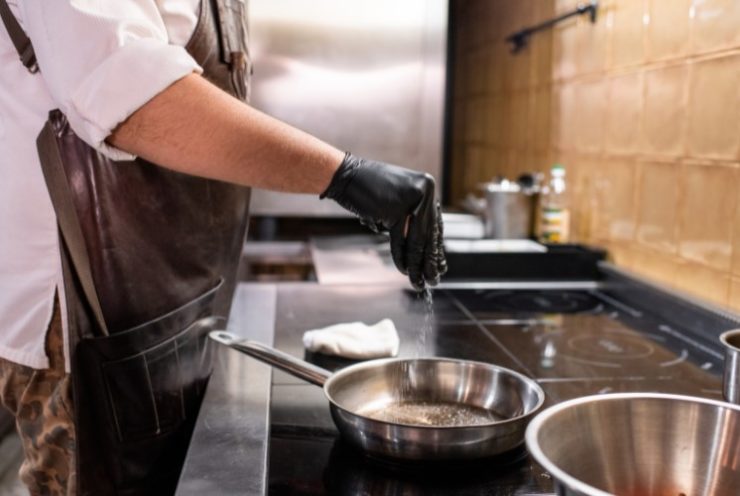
[321,153,447,290]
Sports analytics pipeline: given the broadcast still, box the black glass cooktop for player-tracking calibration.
[266,284,725,495]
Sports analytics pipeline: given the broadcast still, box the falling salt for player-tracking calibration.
[415,288,435,357]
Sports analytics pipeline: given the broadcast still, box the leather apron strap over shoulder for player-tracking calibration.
[0,0,38,72]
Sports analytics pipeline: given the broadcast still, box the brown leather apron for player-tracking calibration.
[0,1,252,494]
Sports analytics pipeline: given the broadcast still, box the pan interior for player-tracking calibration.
[326,359,541,427]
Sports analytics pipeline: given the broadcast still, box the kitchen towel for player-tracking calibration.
[302,319,400,359]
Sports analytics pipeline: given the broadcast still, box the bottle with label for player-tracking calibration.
[539,164,570,243]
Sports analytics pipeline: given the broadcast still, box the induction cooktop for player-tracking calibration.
[266,264,731,495]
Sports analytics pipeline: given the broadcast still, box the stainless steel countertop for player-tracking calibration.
[176,284,276,496]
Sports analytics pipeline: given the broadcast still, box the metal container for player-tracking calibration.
[210,332,545,460]
[525,393,740,496]
[480,180,536,239]
[720,329,740,404]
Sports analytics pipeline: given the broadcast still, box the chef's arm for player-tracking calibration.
[108,72,446,289]
[108,73,344,194]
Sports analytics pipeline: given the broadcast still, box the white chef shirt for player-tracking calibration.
[0,0,203,370]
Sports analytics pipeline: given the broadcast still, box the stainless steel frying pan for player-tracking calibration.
[210,331,545,460]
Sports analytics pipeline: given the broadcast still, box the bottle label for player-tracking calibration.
[541,208,570,243]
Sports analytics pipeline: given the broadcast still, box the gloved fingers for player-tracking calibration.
[390,221,408,275]
[358,216,381,234]
[435,203,448,276]
[404,214,427,291]
[407,193,442,290]
[422,213,441,285]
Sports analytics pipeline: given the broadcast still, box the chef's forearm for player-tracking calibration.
[108,73,344,194]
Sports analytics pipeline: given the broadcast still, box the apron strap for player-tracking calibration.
[214,0,247,66]
[0,0,38,73]
[37,119,110,336]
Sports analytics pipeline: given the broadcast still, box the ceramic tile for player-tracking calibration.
[510,91,530,150]
[497,94,514,149]
[466,48,488,96]
[531,152,552,178]
[690,0,740,54]
[606,160,638,241]
[555,0,578,11]
[728,278,740,312]
[508,148,537,178]
[481,146,502,181]
[530,29,554,87]
[583,159,637,242]
[505,46,532,92]
[606,241,639,268]
[584,163,612,241]
[610,0,647,68]
[687,54,740,160]
[677,164,737,271]
[464,99,486,144]
[485,44,505,96]
[576,2,610,75]
[646,0,691,61]
[450,146,467,201]
[567,158,594,241]
[552,83,577,150]
[452,101,467,146]
[531,86,552,152]
[673,261,730,306]
[731,177,740,277]
[509,0,537,29]
[575,79,607,153]
[642,64,688,156]
[605,71,643,155]
[631,247,683,287]
[636,162,679,253]
[553,24,579,80]
[466,2,489,48]
[463,146,484,194]
[483,96,502,147]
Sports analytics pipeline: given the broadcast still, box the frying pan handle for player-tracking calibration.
[209,331,332,387]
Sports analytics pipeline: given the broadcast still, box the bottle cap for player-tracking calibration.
[551,163,565,175]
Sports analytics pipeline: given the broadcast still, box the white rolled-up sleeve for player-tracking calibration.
[20,1,203,160]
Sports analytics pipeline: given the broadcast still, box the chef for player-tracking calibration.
[0,1,445,495]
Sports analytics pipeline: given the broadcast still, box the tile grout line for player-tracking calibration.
[444,290,536,378]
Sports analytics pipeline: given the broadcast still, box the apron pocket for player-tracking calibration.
[74,280,223,490]
[101,316,213,443]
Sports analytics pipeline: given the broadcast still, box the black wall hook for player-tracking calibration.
[506,1,599,53]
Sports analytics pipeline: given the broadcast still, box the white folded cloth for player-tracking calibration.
[302,319,400,359]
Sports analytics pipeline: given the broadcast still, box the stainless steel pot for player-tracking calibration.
[525,393,740,496]
[210,332,545,460]
[720,329,740,404]
[480,180,536,239]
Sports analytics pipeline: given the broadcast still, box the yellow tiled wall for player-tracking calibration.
[451,0,740,309]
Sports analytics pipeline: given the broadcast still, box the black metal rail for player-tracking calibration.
[506,1,598,53]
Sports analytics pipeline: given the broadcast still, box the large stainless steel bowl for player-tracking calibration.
[525,393,740,496]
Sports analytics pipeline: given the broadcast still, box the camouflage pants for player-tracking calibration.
[0,298,76,495]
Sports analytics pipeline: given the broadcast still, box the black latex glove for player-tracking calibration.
[321,153,447,290]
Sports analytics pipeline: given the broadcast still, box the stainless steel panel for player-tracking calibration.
[176,284,276,496]
[248,0,448,216]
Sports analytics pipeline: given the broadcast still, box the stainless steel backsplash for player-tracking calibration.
[247,0,448,216]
